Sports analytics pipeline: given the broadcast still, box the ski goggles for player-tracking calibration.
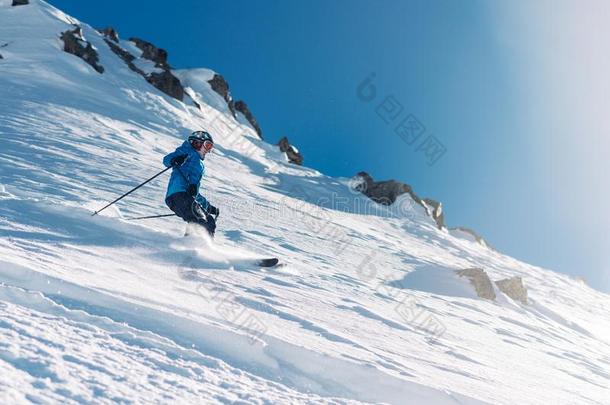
[202,140,214,151]
[193,139,214,152]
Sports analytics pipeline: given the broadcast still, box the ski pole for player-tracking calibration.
[92,166,172,216]
[126,213,177,221]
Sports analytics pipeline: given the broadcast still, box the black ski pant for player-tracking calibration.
[165,192,216,236]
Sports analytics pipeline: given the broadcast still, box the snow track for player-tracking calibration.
[0,262,482,405]
[0,283,358,404]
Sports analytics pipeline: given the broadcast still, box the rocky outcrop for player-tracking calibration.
[104,38,145,76]
[105,39,135,66]
[496,277,528,304]
[99,27,119,43]
[208,74,230,101]
[422,198,445,229]
[278,137,303,165]
[354,172,418,206]
[60,26,104,74]
[100,30,257,132]
[208,74,235,116]
[205,74,264,136]
[147,70,184,101]
[129,37,168,68]
[455,268,496,300]
[353,172,448,229]
[453,269,527,303]
[234,100,262,139]
[101,30,183,101]
[127,37,183,100]
[352,172,492,238]
[12,0,28,6]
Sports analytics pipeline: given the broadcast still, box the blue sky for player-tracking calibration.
[47,0,610,292]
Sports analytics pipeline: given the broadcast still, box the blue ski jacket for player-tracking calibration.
[163,140,209,210]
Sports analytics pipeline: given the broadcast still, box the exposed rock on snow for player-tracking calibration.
[128,37,184,101]
[353,171,416,205]
[60,26,104,73]
[496,276,528,304]
[208,73,230,101]
[12,0,28,6]
[353,171,447,227]
[99,32,184,101]
[104,39,144,76]
[278,136,303,165]
[129,37,168,68]
[177,70,260,135]
[353,172,491,235]
[147,70,184,101]
[234,100,262,139]
[98,27,119,43]
[105,39,134,64]
[208,73,236,116]
[422,198,445,229]
[455,268,496,300]
[174,68,230,113]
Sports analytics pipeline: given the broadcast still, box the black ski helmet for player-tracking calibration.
[188,130,214,145]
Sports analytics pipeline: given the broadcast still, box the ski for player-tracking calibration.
[256,258,280,267]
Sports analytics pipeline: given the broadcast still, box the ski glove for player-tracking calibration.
[187,184,197,197]
[207,204,219,217]
[171,154,188,167]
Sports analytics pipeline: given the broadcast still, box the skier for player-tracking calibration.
[163,130,219,237]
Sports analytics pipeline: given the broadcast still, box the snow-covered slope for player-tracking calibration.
[1,1,609,404]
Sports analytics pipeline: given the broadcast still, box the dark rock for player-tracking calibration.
[105,39,136,65]
[99,27,119,43]
[147,70,184,101]
[129,37,168,68]
[227,100,236,117]
[104,38,146,77]
[208,74,236,116]
[208,74,230,100]
[278,136,303,165]
[206,75,259,124]
[354,171,429,217]
[60,26,104,74]
[495,277,528,304]
[0,54,3,60]
[234,100,263,139]
[104,37,183,101]
[354,172,416,206]
[12,0,28,6]
[455,268,496,300]
[352,172,449,229]
[423,198,445,229]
